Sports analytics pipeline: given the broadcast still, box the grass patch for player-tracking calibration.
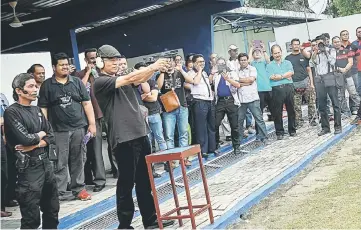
[284,166,361,229]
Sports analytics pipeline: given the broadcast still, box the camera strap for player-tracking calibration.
[200,71,211,98]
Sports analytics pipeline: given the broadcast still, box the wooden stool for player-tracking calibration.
[146,145,214,229]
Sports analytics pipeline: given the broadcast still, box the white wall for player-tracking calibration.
[274,14,361,57]
[214,25,276,59]
[0,52,53,105]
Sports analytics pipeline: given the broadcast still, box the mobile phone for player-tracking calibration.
[253,40,262,49]
[302,42,311,48]
[69,58,75,65]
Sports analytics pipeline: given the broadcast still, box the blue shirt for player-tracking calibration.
[266,60,294,87]
[217,76,232,97]
[251,60,272,92]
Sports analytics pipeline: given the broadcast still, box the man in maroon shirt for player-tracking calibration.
[75,48,106,192]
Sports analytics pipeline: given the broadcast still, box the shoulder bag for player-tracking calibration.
[160,72,181,112]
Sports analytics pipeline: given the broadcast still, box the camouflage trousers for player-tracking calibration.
[293,87,316,124]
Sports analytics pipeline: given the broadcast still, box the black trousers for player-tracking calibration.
[193,100,216,154]
[315,82,342,131]
[256,91,273,135]
[84,119,106,186]
[272,84,296,136]
[6,144,17,202]
[17,155,59,229]
[103,120,118,175]
[187,99,197,145]
[1,134,8,211]
[114,136,156,229]
[215,97,239,148]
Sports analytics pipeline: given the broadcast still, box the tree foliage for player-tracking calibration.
[247,0,361,17]
[331,0,361,17]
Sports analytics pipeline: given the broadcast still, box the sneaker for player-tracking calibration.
[334,127,342,135]
[352,110,358,115]
[351,116,361,125]
[145,220,175,229]
[318,129,331,136]
[77,189,92,201]
[289,132,297,137]
[247,126,255,134]
[277,135,284,140]
[262,139,271,145]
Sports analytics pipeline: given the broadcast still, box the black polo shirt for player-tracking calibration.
[285,53,309,82]
[94,73,149,151]
[38,75,89,132]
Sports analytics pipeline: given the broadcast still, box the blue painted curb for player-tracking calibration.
[203,124,356,229]
[58,122,275,229]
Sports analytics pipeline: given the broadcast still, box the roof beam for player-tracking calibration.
[1,0,175,51]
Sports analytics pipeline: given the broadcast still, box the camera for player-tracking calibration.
[217,64,230,74]
[318,42,326,52]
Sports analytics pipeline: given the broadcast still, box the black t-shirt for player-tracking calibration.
[38,76,89,132]
[285,53,309,82]
[4,103,55,155]
[143,79,161,116]
[94,73,148,151]
[156,70,187,108]
[336,48,350,68]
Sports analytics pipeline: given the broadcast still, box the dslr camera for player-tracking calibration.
[317,42,326,52]
[217,64,231,74]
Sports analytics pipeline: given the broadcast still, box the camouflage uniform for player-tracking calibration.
[294,87,316,124]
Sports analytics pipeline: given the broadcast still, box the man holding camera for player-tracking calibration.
[4,73,59,229]
[312,36,342,136]
[211,57,241,155]
[75,48,106,192]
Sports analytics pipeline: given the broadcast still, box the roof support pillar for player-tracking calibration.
[70,29,81,71]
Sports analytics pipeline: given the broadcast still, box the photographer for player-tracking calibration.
[312,35,342,136]
[94,45,174,229]
[4,73,59,229]
[212,57,241,155]
[332,36,360,116]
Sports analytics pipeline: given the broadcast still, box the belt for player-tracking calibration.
[273,84,292,89]
[218,96,233,100]
[29,152,47,161]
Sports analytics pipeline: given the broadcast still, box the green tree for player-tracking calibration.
[331,0,361,16]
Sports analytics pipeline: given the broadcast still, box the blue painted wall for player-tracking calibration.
[6,0,240,61]
[75,0,240,59]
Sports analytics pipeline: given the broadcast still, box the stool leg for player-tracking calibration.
[168,161,183,226]
[147,162,163,229]
[198,152,214,223]
[180,159,196,229]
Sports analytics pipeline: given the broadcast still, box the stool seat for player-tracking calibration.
[146,145,214,229]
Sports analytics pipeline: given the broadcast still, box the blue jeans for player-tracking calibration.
[238,100,267,141]
[162,106,189,149]
[148,113,167,151]
[246,109,253,128]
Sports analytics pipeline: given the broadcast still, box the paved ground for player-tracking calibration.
[1,109,355,229]
[229,126,361,229]
[121,117,355,229]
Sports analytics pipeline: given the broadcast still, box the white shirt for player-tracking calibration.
[188,70,213,101]
[237,65,259,103]
[227,59,240,71]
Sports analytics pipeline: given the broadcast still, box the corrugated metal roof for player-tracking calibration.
[1,0,79,22]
